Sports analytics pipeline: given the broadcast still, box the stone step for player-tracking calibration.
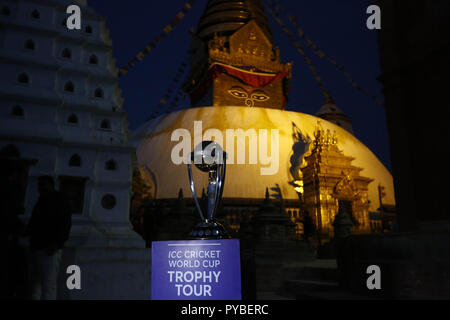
[276,259,343,299]
[280,259,338,282]
[280,279,379,300]
[256,291,295,300]
[284,279,339,291]
[253,246,316,262]
[294,288,380,300]
[282,266,339,282]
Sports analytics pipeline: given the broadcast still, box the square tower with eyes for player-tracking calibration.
[185,20,292,109]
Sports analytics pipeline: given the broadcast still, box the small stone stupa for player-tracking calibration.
[240,188,315,298]
[251,188,296,242]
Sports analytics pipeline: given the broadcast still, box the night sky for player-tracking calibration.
[89,0,391,171]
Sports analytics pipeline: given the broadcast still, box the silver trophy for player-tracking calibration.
[187,141,230,239]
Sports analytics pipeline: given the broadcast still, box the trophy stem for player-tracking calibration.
[187,162,205,221]
[206,174,217,220]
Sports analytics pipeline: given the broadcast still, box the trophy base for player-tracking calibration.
[188,220,231,240]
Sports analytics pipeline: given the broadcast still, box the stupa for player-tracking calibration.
[132,0,395,241]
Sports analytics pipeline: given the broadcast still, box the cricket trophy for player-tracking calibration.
[187,141,230,239]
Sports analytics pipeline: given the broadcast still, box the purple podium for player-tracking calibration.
[151,239,241,300]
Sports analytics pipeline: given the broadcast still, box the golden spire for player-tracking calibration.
[185,0,292,109]
[197,0,273,42]
[313,121,338,151]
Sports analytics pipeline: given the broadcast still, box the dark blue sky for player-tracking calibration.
[90,0,391,171]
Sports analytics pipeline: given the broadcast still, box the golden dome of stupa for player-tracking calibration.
[132,106,395,234]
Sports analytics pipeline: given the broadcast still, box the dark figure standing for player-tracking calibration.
[26,176,71,300]
[142,206,155,248]
[302,210,315,247]
[0,166,26,299]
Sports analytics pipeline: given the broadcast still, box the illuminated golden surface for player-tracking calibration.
[299,125,374,235]
[132,106,395,217]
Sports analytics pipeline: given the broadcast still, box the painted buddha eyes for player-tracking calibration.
[250,92,269,102]
[228,89,248,99]
[228,87,270,107]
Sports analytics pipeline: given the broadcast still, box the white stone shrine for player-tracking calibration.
[0,0,150,299]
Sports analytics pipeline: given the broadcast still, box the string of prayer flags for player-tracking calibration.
[264,0,384,106]
[119,0,196,77]
[148,52,190,119]
[264,2,333,102]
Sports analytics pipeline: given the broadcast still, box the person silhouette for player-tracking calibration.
[302,210,315,246]
[0,163,25,299]
[26,176,71,300]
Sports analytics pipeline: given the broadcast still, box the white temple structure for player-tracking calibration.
[0,0,150,299]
